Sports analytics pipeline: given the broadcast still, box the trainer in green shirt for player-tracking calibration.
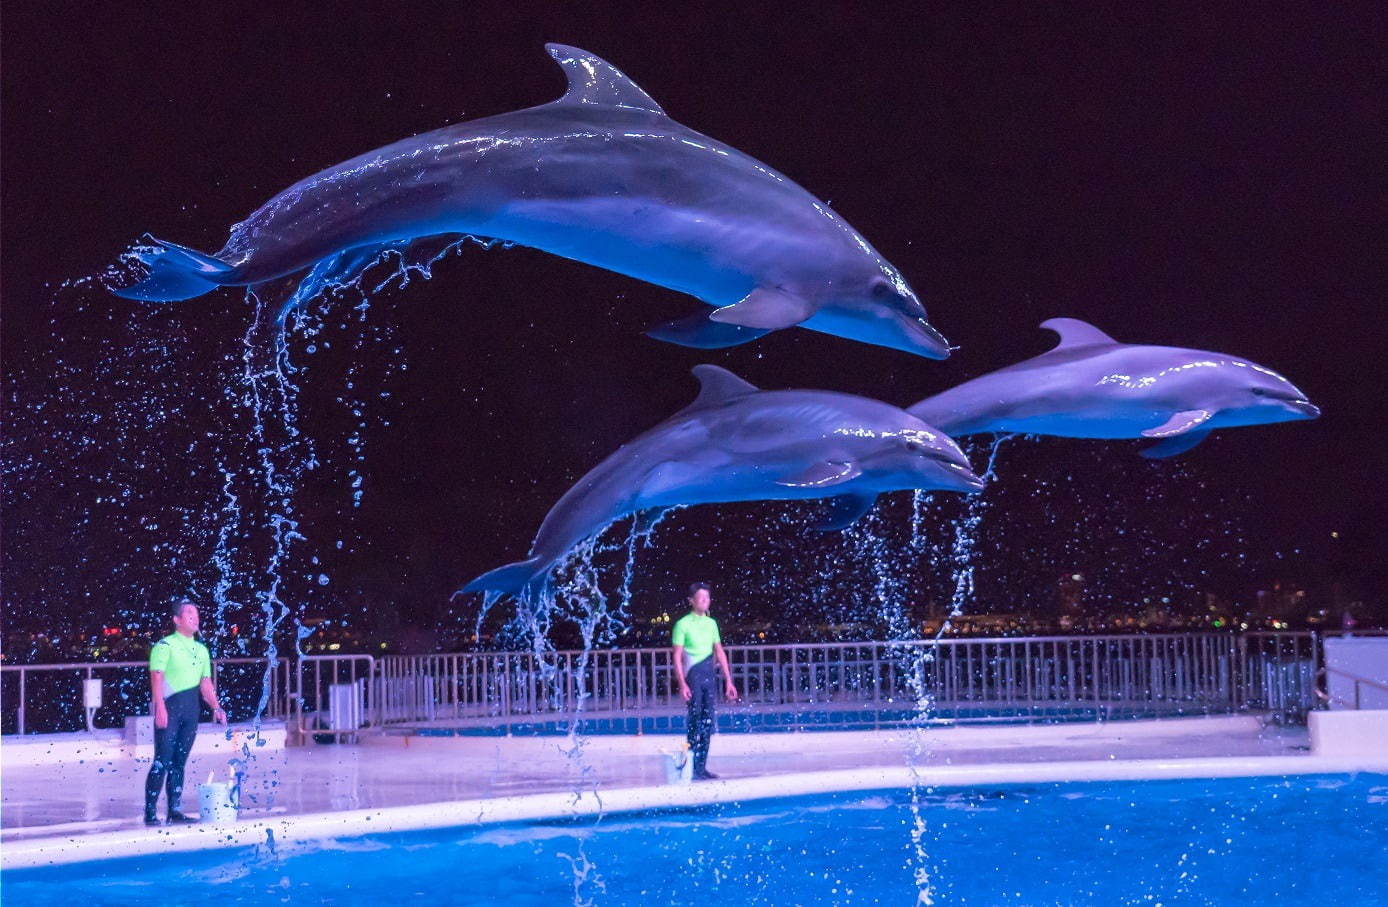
[671,582,738,780]
[144,599,226,826]
[671,611,720,666]
[149,631,212,696]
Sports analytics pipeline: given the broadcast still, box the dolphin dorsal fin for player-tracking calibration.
[545,44,667,115]
[1040,318,1119,350]
[686,364,758,411]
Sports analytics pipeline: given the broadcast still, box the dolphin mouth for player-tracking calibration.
[914,319,952,360]
[941,460,986,491]
[1286,399,1321,419]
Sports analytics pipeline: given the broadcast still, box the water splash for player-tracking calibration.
[835,437,1016,903]
[942,434,1015,630]
[470,521,653,906]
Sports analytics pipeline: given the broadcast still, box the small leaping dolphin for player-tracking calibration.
[112,44,951,359]
[465,365,983,602]
[908,318,1320,458]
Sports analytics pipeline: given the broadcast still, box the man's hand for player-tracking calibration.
[679,684,692,702]
[724,682,739,701]
[213,707,228,726]
[153,703,168,729]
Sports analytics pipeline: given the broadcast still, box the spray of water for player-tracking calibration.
[838,436,1015,904]
[469,515,667,907]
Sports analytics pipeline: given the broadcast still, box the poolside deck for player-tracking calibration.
[4,714,1385,870]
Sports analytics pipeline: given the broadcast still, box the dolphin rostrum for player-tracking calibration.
[465,364,982,602]
[113,44,951,359]
[909,318,1320,458]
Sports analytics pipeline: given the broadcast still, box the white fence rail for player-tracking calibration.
[373,632,1328,727]
[1,632,1359,738]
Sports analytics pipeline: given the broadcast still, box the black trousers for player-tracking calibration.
[685,657,718,773]
[144,688,200,817]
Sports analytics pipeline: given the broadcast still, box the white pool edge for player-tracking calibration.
[5,752,1386,871]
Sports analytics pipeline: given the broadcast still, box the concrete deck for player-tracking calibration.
[4,715,1386,870]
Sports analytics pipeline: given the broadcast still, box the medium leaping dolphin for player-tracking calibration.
[908,318,1320,458]
[113,44,951,359]
[465,365,983,602]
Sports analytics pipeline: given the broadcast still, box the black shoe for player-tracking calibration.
[166,811,198,824]
[693,769,720,781]
[143,815,161,827]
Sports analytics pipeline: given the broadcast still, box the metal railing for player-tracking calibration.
[0,632,1354,739]
[1318,667,1388,710]
[372,632,1325,728]
[0,657,292,736]
[289,654,377,743]
[0,655,375,739]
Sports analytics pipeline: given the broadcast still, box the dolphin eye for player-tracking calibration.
[903,436,927,453]
[871,279,898,301]
[1250,388,1269,397]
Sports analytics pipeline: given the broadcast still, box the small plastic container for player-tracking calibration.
[198,776,240,824]
[662,748,693,785]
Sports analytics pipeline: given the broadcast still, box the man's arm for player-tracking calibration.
[672,645,691,701]
[199,677,228,726]
[713,642,738,700]
[150,671,167,728]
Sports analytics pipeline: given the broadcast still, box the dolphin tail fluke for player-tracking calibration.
[461,557,549,603]
[112,238,235,301]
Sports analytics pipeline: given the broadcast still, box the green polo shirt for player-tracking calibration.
[672,612,720,666]
[149,632,211,697]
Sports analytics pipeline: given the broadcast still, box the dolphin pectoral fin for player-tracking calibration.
[1140,428,1213,459]
[811,493,878,531]
[1141,410,1213,438]
[776,459,863,489]
[646,310,771,349]
[709,288,816,331]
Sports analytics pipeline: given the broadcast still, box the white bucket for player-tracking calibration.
[662,749,693,785]
[198,781,239,824]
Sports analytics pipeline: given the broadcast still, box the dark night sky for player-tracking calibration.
[3,3,1385,643]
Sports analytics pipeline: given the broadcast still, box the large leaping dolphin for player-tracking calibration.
[908,318,1320,458]
[112,44,951,359]
[465,365,983,602]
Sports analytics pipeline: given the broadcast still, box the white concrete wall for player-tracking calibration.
[1308,709,1388,757]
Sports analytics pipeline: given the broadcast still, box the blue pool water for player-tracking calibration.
[396,703,1207,738]
[6,774,1385,905]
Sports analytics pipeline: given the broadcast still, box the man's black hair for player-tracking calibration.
[170,599,196,621]
[687,582,711,597]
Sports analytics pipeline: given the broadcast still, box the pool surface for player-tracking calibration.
[5,773,1385,905]
[394,702,1212,737]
